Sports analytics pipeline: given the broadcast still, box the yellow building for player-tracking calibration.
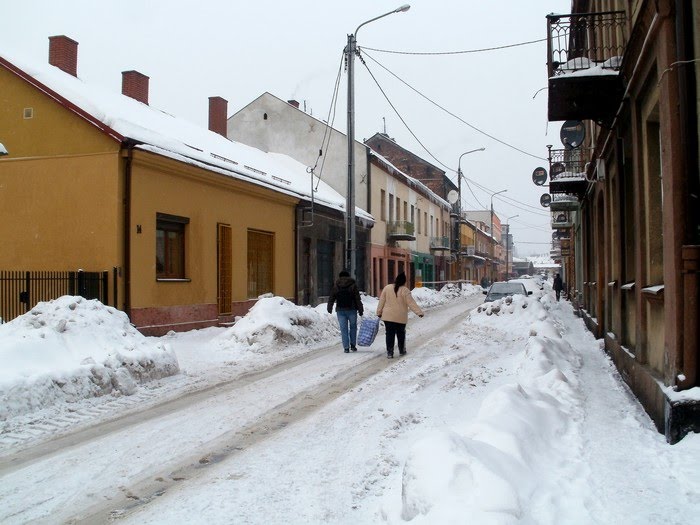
[0,36,327,334]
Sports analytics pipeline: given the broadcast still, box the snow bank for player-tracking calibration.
[0,296,179,419]
[411,282,483,309]
[214,295,339,351]
[400,294,586,523]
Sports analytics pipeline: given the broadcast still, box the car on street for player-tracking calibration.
[508,278,544,297]
[483,281,531,302]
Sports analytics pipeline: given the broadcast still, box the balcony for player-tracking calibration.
[550,193,580,212]
[387,221,416,241]
[430,236,450,251]
[549,147,591,199]
[552,211,573,229]
[547,11,626,122]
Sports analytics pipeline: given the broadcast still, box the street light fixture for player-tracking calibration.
[505,214,519,279]
[345,4,410,279]
[455,148,485,280]
[490,189,507,281]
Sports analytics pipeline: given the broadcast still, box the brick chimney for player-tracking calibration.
[48,35,78,77]
[208,96,228,136]
[287,99,300,109]
[121,70,149,105]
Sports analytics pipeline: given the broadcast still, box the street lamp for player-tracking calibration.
[505,214,519,279]
[455,148,485,280]
[345,4,410,279]
[490,189,507,281]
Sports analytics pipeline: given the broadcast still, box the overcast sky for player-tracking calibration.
[2,0,573,256]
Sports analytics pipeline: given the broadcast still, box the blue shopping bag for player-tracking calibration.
[357,316,380,347]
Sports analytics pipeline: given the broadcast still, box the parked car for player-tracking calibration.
[483,281,530,302]
[508,278,543,296]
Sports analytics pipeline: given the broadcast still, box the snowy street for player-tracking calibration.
[1,286,699,524]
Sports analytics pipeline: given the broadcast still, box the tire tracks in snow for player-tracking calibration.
[0,297,480,523]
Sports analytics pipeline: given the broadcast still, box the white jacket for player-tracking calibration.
[376,284,424,324]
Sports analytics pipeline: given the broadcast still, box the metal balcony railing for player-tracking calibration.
[387,221,415,241]
[549,147,592,180]
[547,10,627,78]
[430,236,450,250]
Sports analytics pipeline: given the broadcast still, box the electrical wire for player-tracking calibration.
[361,49,548,161]
[357,50,551,220]
[361,37,547,56]
[309,52,344,190]
[358,55,455,173]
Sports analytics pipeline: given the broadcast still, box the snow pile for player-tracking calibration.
[411,282,483,309]
[214,295,339,351]
[0,296,179,419]
[400,296,586,523]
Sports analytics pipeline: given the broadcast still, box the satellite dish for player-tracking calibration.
[540,194,552,208]
[560,120,585,150]
[532,167,548,186]
[447,190,459,204]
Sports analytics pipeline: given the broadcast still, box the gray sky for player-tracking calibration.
[2,0,573,256]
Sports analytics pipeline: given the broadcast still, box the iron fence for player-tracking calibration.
[547,10,627,77]
[0,270,110,323]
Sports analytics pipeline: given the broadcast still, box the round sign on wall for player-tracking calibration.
[532,167,548,186]
[540,194,552,207]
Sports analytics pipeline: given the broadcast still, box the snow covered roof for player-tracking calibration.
[368,149,450,208]
[0,50,373,223]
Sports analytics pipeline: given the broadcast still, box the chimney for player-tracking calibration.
[48,35,78,77]
[208,96,228,137]
[121,70,149,105]
[287,99,300,109]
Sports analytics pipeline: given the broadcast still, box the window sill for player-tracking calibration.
[156,278,191,283]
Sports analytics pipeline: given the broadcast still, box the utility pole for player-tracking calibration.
[345,4,410,278]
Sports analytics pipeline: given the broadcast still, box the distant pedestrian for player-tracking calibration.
[376,272,424,359]
[553,273,563,301]
[480,276,489,289]
[327,270,363,353]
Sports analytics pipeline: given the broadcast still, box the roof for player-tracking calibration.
[0,51,373,223]
[368,150,449,209]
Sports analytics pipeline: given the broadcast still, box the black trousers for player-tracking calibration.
[384,321,406,353]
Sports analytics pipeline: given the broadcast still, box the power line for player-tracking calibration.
[361,37,547,56]
[361,50,548,161]
[357,51,550,218]
[359,56,454,173]
[310,52,344,190]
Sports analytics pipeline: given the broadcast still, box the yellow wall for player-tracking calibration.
[0,153,123,269]
[0,65,124,271]
[0,66,118,158]
[129,151,297,309]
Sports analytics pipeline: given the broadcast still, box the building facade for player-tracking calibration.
[544,0,699,442]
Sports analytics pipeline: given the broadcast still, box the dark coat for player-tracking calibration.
[553,275,563,291]
[327,276,363,315]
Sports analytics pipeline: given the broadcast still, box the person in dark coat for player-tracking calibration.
[327,270,364,353]
[553,273,563,301]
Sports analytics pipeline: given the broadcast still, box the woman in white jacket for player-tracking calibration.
[376,272,424,358]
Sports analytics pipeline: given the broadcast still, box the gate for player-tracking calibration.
[0,270,111,323]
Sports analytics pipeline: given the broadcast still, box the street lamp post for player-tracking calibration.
[456,148,485,280]
[345,4,410,278]
[490,189,507,281]
[505,214,519,279]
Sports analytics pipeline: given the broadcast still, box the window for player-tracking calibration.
[156,213,189,279]
[424,212,428,236]
[380,190,386,221]
[417,208,421,234]
[317,239,335,296]
[403,202,408,222]
[248,230,274,298]
[389,193,394,222]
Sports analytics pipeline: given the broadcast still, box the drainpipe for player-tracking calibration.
[123,140,135,316]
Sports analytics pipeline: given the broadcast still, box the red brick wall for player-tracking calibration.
[48,35,78,77]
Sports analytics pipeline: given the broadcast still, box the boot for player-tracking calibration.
[387,348,394,359]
